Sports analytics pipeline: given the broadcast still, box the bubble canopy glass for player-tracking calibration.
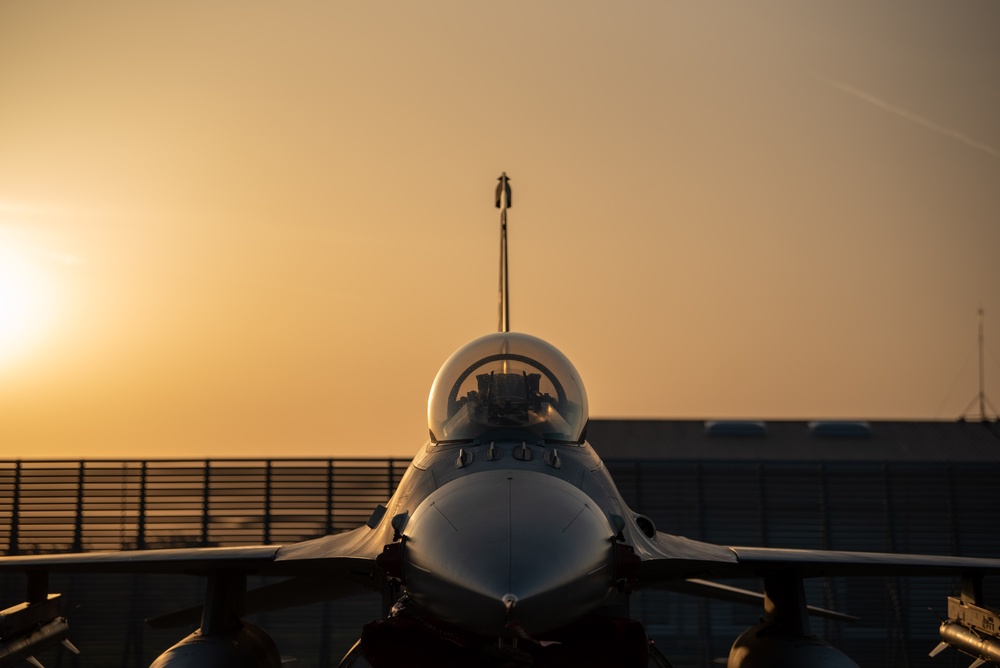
[428,332,589,444]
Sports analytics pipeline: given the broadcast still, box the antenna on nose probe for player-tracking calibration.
[495,172,512,333]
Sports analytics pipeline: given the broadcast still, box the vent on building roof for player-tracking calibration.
[704,420,767,436]
[808,421,871,437]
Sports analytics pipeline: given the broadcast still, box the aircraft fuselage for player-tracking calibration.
[378,436,638,638]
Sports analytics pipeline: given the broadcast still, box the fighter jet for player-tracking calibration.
[1,175,1000,668]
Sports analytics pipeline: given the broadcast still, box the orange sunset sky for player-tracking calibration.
[1,1,998,458]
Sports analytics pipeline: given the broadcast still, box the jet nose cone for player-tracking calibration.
[402,469,615,636]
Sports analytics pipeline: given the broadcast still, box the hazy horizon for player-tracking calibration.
[1,1,998,458]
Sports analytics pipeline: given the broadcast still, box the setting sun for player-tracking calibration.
[0,239,56,369]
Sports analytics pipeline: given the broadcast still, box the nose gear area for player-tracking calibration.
[428,333,589,445]
[350,611,666,668]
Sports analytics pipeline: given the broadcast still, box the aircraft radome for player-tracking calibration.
[2,174,1000,668]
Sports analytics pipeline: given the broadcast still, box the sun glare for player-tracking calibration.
[0,241,57,369]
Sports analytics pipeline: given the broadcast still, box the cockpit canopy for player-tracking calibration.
[428,332,589,444]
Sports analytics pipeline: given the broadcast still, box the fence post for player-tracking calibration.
[73,461,85,552]
[387,459,396,498]
[264,460,272,545]
[137,462,147,550]
[326,460,334,535]
[9,461,21,555]
[201,460,211,547]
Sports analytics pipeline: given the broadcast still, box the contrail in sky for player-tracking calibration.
[827,79,1000,160]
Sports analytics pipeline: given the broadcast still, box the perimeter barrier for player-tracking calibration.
[0,459,404,554]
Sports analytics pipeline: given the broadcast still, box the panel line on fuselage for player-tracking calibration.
[561,505,589,534]
[430,502,458,532]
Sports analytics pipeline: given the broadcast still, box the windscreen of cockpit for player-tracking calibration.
[428,332,589,444]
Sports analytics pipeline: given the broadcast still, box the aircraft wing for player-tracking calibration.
[634,530,1000,584]
[0,527,385,664]
[727,545,1000,578]
[0,525,380,586]
[0,545,281,575]
[630,531,738,581]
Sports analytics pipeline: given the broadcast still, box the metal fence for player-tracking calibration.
[0,459,405,554]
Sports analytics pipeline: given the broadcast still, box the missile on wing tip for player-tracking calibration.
[931,596,1000,668]
[933,621,1000,668]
